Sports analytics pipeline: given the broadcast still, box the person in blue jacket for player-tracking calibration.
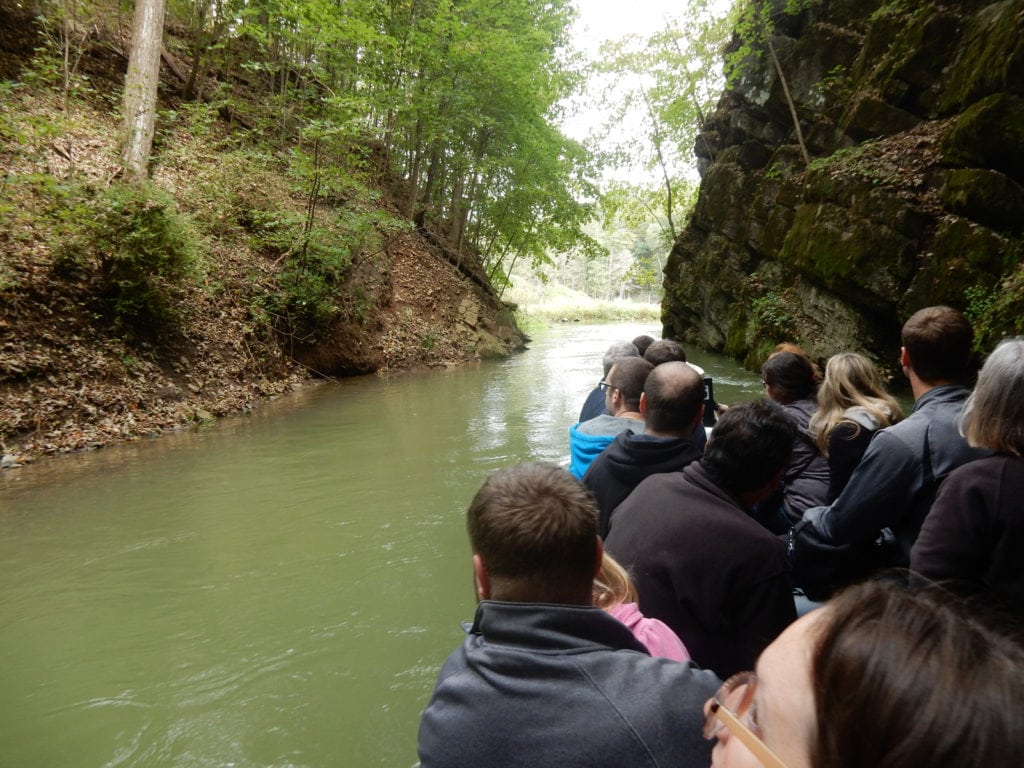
[578,340,640,422]
[568,356,652,479]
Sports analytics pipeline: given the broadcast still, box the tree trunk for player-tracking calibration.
[766,35,811,167]
[121,0,167,181]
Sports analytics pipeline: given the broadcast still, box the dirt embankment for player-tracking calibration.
[0,12,526,468]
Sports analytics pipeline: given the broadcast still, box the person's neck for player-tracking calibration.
[910,375,957,401]
[645,418,701,440]
[614,409,642,421]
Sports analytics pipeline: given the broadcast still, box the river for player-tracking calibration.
[0,322,762,767]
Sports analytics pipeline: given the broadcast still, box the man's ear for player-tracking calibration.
[472,553,491,601]
[639,391,648,416]
[900,346,911,371]
[691,403,706,433]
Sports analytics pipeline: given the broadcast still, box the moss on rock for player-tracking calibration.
[940,168,1024,234]
[941,94,1024,182]
[938,0,1024,115]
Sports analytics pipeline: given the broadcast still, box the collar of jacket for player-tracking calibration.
[911,383,971,413]
[468,600,649,654]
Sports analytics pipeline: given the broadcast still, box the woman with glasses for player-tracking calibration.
[703,578,1024,768]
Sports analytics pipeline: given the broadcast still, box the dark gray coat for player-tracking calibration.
[417,601,719,768]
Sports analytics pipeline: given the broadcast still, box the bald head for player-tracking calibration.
[641,362,705,436]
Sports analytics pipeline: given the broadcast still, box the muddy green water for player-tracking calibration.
[0,322,762,767]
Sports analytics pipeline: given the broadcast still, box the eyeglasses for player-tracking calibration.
[703,672,789,768]
[597,380,619,392]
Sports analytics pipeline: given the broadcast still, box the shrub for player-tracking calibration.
[53,180,197,339]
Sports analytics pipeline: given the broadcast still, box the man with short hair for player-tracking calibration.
[644,339,725,432]
[790,305,990,599]
[568,356,653,479]
[583,362,706,538]
[605,400,798,679]
[417,462,719,768]
[578,341,640,422]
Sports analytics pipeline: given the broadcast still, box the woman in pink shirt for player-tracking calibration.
[594,554,690,661]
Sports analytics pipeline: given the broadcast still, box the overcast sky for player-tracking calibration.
[560,0,730,180]
[571,0,681,51]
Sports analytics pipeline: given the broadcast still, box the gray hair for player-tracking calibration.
[962,337,1024,455]
[602,341,640,376]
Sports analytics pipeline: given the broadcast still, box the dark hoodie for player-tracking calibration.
[583,430,703,538]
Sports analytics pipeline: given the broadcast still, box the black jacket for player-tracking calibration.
[606,462,797,678]
[583,431,703,538]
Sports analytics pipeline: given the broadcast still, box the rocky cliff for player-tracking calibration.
[663,0,1024,373]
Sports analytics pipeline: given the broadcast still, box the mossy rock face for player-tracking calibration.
[663,0,1024,368]
[940,168,1024,234]
[840,95,920,141]
[942,94,1024,182]
[780,202,915,308]
[901,217,1015,313]
[662,230,755,351]
[933,216,1016,274]
[690,161,759,241]
[748,177,799,255]
[771,22,863,116]
[853,9,906,84]
[864,6,960,115]
[938,0,1024,115]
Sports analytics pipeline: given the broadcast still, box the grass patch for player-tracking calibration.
[507,283,660,326]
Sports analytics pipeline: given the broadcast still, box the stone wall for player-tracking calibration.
[663,0,1024,373]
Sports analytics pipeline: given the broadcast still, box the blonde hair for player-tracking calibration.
[810,352,904,456]
[593,553,638,609]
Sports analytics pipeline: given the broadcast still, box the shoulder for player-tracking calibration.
[621,470,689,504]
[946,454,1021,484]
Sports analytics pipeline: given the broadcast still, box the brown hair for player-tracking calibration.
[762,351,817,404]
[631,335,655,356]
[608,356,654,410]
[466,462,598,604]
[811,579,1024,768]
[644,338,687,366]
[901,306,973,384]
[773,342,822,380]
[643,362,704,434]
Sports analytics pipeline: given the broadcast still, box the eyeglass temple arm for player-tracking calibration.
[713,704,790,768]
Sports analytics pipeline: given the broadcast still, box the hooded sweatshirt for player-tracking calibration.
[583,430,703,537]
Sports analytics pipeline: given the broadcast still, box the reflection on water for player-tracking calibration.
[0,323,761,767]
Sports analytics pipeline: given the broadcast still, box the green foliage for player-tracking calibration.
[258,202,406,344]
[725,0,819,83]
[807,141,901,186]
[964,269,1024,352]
[52,181,197,339]
[589,1,728,239]
[750,290,794,341]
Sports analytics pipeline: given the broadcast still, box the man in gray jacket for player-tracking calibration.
[790,306,989,598]
[417,461,719,768]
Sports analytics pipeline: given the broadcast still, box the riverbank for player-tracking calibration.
[0,44,526,468]
[505,284,660,330]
